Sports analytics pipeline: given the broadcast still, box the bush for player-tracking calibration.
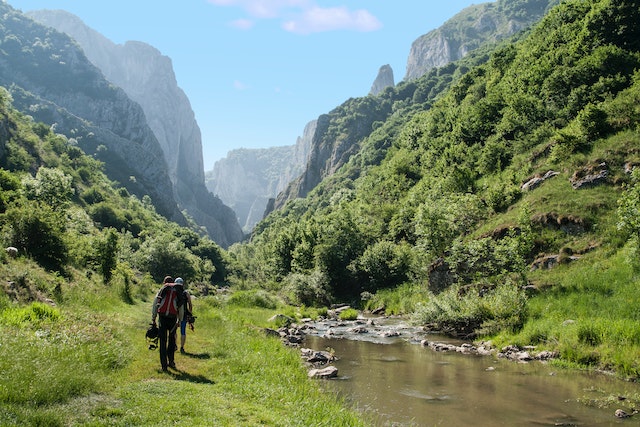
[227,290,278,309]
[338,308,359,321]
[2,202,68,271]
[283,270,332,307]
[411,279,528,337]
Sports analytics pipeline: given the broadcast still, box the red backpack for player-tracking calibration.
[157,283,181,317]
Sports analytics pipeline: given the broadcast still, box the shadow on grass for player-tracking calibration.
[168,368,214,384]
[182,351,211,360]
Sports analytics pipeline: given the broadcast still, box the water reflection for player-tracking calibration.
[304,333,640,426]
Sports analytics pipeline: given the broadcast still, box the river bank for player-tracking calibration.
[279,313,640,426]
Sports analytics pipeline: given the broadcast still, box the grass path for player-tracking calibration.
[0,295,370,426]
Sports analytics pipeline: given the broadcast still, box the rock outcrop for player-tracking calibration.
[369,64,394,95]
[405,0,559,81]
[25,9,243,247]
[206,120,314,232]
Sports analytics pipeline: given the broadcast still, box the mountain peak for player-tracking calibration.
[369,64,394,96]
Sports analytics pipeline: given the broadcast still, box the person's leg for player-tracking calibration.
[158,318,170,371]
[180,320,187,352]
[167,320,177,368]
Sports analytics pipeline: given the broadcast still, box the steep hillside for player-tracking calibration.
[271,0,556,213]
[231,0,640,375]
[21,9,244,248]
[0,2,184,224]
[0,86,227,286]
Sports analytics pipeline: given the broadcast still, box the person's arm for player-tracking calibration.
[151,291,160,324]
[178,304,185,324]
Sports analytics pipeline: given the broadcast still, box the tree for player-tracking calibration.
[22,167,73,211]
[2,202,67,271]
[95,228,118,284]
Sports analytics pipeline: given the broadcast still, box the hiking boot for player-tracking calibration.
[168,361,176,369]
[180,347,185,354]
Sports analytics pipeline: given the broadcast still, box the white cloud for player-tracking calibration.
[282,6,381,34]
[233,80,249,90]
[230,18,254,30]
[208,0,381,34]
[209,0,310,19]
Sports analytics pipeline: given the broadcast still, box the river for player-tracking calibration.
[302,316,640,426]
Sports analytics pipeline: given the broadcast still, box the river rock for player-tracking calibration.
[301,348,335,365]
[615,408,638,418]
[308,366,338,379]
[497,345,559,362]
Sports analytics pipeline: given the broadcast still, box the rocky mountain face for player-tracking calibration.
[24,9,243,247]
[0,3,184,224]
[206,120,314,231]
[405,0,560,80]
[369,64,394,96]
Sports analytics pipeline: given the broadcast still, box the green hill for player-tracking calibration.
[231,0,640,376]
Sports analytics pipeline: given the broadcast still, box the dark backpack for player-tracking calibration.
[157,283,183,317]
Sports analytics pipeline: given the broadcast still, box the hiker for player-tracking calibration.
[176,277,194,354]
[151,275,184,372]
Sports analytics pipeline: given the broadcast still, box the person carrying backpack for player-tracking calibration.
[176,277,193,354]
[151,275,184,372]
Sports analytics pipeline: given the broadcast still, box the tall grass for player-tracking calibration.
[494,243,640,377]
[362,281,428,314]
[411,279,528,336]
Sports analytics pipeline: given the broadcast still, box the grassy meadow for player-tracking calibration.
[0,260,369,427]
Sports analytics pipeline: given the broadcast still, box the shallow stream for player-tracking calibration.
[302,316,640,426]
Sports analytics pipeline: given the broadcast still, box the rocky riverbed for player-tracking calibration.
[264,308,560,379]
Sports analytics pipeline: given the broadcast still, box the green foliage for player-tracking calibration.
[338,308,359,321]
[95,228,118,284]
[2,202,68,271]
[351,240,412,291]
[22,166,73,211]
[227,289,278,309]
[0,302,60,326]
[283,270,332,307]
[411,279,528,336]
[134,234,195,284]
[617,169,640,241]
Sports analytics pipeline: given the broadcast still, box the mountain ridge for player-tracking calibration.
[19,8,244,247]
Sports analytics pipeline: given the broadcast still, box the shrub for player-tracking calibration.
[338,308,359,321]
[283,270,332,307]
[2,202,68,271]
[411,279,528,337]
[227,290,278,309]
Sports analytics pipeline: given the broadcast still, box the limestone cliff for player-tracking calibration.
[405,0,559,81]
[369,64,394,96]
[26,9,243,247]
[206,120,314,231]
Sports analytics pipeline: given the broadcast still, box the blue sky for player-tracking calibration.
[8,0,485,170]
